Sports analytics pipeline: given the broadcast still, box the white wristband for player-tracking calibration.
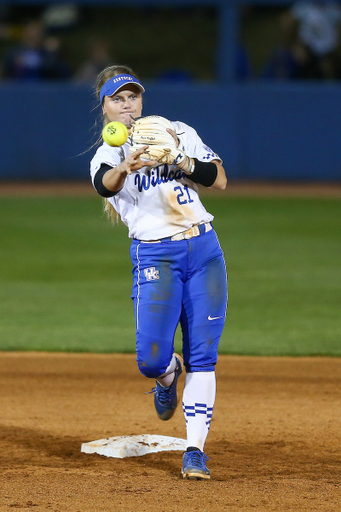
[181,157,195,175]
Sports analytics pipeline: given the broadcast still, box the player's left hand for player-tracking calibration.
[166,128,180,147]
[131,115,176,146]
[130,115,187,166]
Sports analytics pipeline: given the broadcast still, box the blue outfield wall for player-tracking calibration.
[0,81,341,182]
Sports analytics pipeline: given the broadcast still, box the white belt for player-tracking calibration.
[140,222,212,243]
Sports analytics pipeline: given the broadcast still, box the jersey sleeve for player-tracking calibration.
[173,121,222,164]
[89,143,125,186]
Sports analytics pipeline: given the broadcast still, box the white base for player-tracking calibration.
[81,434,187,459]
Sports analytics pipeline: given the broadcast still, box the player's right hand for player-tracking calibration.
[122,145,157,175]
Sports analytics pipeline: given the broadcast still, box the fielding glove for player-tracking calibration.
[130,115,187,166]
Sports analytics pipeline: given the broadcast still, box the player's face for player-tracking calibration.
[102,85,142,128]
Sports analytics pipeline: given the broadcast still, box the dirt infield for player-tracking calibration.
[1,353,340,511]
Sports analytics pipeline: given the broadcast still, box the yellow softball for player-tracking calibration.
[102,121,129,147]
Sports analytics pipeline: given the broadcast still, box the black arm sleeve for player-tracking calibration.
[93,164,120,198]
[186,158,218,187]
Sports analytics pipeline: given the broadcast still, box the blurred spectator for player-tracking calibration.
[2,19,72,80]
[290,1,341,79]
[43,34,72,79]
[262,47,301,79]
[73,38,113,83]
[262,11,303,79]
[262,2,341,80]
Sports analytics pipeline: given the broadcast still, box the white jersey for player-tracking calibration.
[90,121,221,241]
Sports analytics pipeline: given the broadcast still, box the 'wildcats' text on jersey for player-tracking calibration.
[134,166,186,192]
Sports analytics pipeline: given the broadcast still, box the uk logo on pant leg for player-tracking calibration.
[144,267,160,281]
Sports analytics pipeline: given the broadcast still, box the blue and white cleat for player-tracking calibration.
[182,448,211,480]
[152,355,183,421]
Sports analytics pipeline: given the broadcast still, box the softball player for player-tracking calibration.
[90,65,228,480]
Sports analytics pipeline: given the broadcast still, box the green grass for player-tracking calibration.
[0,194,340,355]
[213,197,341,355]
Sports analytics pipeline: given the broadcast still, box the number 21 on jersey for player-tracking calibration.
[174,185,194,205]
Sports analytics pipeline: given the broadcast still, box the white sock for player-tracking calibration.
[182,371,216,451]
[156,354,178,388]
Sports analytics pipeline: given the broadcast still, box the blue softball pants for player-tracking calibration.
[130,227,227,378]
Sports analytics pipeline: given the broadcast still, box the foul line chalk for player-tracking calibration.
[81,434,187,459]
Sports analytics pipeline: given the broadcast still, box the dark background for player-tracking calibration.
[0,0,340,181]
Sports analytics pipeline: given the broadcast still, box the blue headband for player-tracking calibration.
[99,74,145,103]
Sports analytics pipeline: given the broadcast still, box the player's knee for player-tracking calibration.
[137,357,168,379]
[137,362,163,379]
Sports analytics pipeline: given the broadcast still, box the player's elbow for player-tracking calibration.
[211,164,227,190]
[215,174,227,190]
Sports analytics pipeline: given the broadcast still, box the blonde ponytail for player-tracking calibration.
[95,65,140,225]
[103,198,119,224]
